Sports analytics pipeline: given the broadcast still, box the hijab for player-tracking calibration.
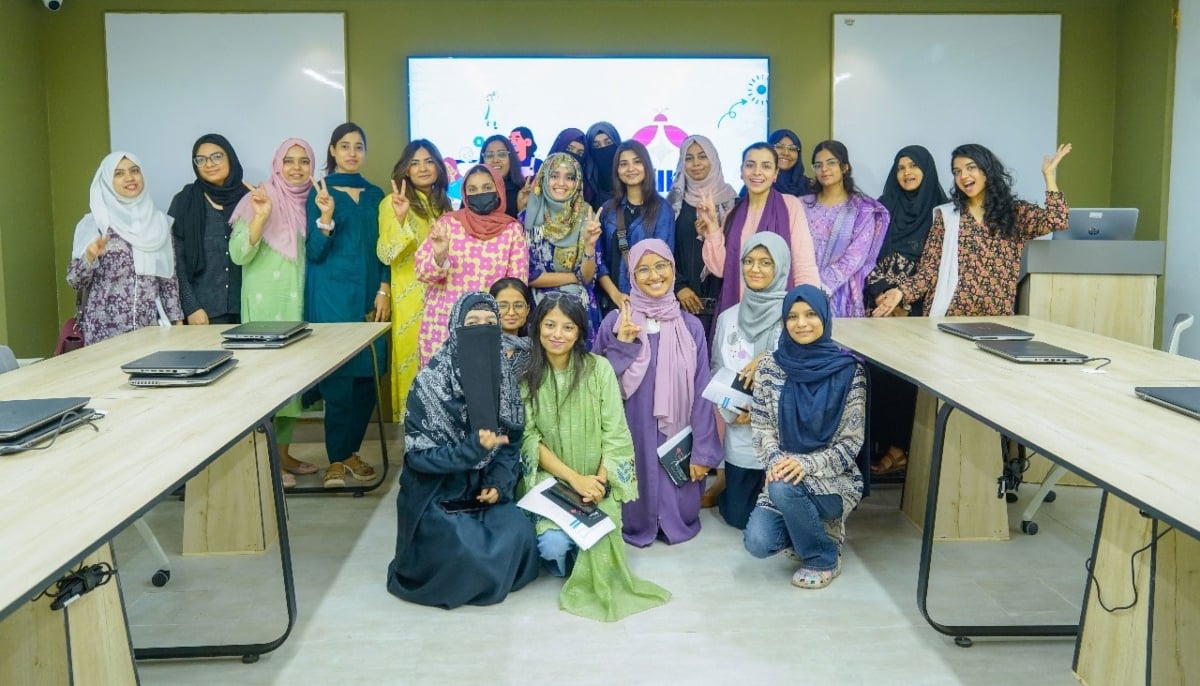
[616,239,697,437]
[451,166,519,241]
[668,135,737,220]
[404,292,523,467]
[769,129,811,197]
[524,153,588,269]
[877,145,949,261]
[583,122,621,206]
[772,285,858,454]
[717,187,792,318]
[228,138,314,262]
[168,133,248,278]
[737,233,792,355]
[549,128,586,160]
[73,151,175,278]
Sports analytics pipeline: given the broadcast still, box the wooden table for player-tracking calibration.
[833,315,1200,685]
[0,323,389,684]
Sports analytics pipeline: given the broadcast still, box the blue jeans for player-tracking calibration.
[536,529,578,577]
[743,480,843,571]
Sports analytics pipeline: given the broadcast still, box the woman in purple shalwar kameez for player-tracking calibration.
[594,239,721,547]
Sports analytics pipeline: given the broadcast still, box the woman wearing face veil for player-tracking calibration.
[387,292,539,609]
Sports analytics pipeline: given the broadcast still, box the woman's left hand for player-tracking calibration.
[373,288,391,322]
[477,487,499,505]
[768,458,806,485]
[584,206,603,249]
[1042,143,1072,179]
[689,464,710,482]
[477,429,510,451]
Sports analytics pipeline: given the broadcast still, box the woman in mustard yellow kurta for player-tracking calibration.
[377,140,455,422]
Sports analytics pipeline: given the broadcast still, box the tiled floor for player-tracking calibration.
[117,444,1100,686]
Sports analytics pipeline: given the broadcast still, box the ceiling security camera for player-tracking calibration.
[43,0,64,10]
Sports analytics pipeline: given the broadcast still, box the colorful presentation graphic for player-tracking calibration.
[408,57,769,195]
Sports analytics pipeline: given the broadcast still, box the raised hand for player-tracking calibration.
[85,233,108,262]
[1042,143,1072,178]
[516,176,534,213]
[695,189,721,235]
[390,178,411,222]
[313,177,334,220]
[584,206,603,249]
[243,180,272,219]
[428,220,451,260]
[615,298,642,343]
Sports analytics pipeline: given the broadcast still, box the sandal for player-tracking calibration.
[791,557,842,589]
[323,462,346,488]
[342,454,376,480]
[282,457,319,475]
[870,447,908,476]
[280,472,297,489]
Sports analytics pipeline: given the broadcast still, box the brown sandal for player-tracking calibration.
[870,447,908,475]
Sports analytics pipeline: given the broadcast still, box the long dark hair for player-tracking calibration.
[392,139,453,222]
[949,143,1019,239]
[605,140,663,236]
[725,142,779,234]
[489,277,535,337]
[805,139,862,205]
[521,295,592,416]
[480,134,524,188]
[324,122,366,174]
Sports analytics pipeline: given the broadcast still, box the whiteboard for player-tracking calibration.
[833,14,1060,202]
[1164,0,1199,359]
[105,13,347,210]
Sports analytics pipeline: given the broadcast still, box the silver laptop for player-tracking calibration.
[221,321,309,341]
[938,322,1035,341]
[0,397,89,439]
[121,350,233,376]
[1134,387,1200,420]
[975,340,1089,364]
[0,406,101,455]
[128,358,238,387]
[222,327,312,349]
[1054,208,1138,241]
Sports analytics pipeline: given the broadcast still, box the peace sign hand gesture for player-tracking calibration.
[584,206,603,249]
[313,177,335,221]
[390,178,411,223]
[615,299,642,343]
[243,180,272,219]
[695,190,721,236]
[428,221,451,263]
[516,176,534,213]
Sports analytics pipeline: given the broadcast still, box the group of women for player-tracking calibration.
[67,118,1072,620]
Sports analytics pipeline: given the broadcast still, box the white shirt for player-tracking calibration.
[710,305,780,469]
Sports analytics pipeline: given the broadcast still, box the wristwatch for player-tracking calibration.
[316,218,335,232]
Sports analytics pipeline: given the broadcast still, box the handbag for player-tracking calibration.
[54,285,88,356]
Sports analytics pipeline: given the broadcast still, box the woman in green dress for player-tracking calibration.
[520,294,670,621]
[229,137,319,488]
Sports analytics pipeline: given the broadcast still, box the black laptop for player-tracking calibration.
[1134,387,1200,420]
[121,350,233,377]
[222,323,312,349]
[975,340,1089,364]
[938,322,1035,341]
[0,397,89,439]
[128,358,239,387]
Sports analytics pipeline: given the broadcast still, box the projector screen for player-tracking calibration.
[408,57,769,198]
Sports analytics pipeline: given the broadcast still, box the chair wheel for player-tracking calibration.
[151,569,170,587]
[242,653,260,664]
[1044,490,1057,503]
[954,636,974,648]
[1021,520,1039,535]
[353,491,364,498]
[1005,492,1019,503]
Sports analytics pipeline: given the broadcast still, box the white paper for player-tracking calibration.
[702,367,753,412]
[517,477,616,551]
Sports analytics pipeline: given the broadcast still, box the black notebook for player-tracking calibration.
[657,426,693,488]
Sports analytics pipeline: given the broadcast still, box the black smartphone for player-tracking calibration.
[439,497,492,514]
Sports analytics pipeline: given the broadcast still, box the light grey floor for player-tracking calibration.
[117,442,1100,686]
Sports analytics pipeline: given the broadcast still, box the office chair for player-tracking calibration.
[1019,312,1195,535]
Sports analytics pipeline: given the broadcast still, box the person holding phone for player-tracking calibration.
[387,292,538,609]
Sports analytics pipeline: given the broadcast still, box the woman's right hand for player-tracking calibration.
[390,178,410,223]
[313,177,335,222]
[615,299,642,343]
[85,234,108,263]
[569,473,607,503]
[428,221,451,263]
[731,408,751,425]
[477,429,509,451]
[871,288,903,318]
[696,190,721,236]
[187,309,210,326]
[243,180,272,219]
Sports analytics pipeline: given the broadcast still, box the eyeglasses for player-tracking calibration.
[773,144,800,154]
[812,159,841,171]
[497,302,528,313]
[193,152,226,168]
[483,151,510,161]
[741,257,775,270]
[633,261,672,279]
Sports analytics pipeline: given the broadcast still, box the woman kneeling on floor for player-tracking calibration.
[386,292,539,609]
[744,285,865,589]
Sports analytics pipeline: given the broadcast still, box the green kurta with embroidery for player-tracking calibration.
[230,217,305,418]
[520,354,670,621]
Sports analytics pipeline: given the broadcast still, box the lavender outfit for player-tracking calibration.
[800,194,889,318]
[67,232,184,345]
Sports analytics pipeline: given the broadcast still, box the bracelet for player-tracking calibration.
[377,290,389,297]
[582,251,595,259]
[316,218,335,231]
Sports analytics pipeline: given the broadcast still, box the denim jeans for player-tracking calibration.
[743,479,843,571]
[536,529,578,577]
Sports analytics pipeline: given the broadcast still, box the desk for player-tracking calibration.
[833,315,1200,685]
[0,323,389,683]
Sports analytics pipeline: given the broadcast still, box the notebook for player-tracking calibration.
[975,340,1089,364]
[121,350,233,376]
[128,358,239,387]
[221,321,309,341]
[1134,387,1200,420]
[0,397,90,439]
[937,322,1035,341]
[222,327,312,349]
[1054,208,1138,241]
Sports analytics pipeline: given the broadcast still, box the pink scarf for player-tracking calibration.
[616,239,697,437]
[229,138,314,261]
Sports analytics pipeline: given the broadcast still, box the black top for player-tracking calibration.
[672,202,721,313]
[177,203,240,318]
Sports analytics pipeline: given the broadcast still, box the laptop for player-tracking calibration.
[975,340,1089,364]
[222,327,312,349]
[0,406,102,455]
[938,322,1035,341]
[221,321,309,341]
[1054,208,1138,241]
[1134,387,1200,420]
[121,350,234,377]
[0,397,90,439]
[128,358,239,387]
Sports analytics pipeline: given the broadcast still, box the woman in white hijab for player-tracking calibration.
[66,151,183,346]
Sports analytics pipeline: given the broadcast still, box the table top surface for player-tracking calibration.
[0,323,388,618]
[832,315,1200,537]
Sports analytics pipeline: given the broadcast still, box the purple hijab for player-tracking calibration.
[716,188,793,318]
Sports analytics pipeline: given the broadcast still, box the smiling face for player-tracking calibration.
[632,251,674,298]
[812,149,845,190]
[463,170,497,198]
[194,142,230,185]
[616,149,645,187]
[952,155,986,199]
[786,299,824,345]
[462,309,498,327]
[407,146,439,192]
[773,136,800,171]
[112,157,144,199]
[483,140,511,177]
[545,162,578,202]
[684,142,712,182]
[741,148,778,196]
[741,246,776,292]
[539,305,580,356]
[895,156,923,192]
[330,131,365,173]
[281,145,312,187]
[495,286,529,334]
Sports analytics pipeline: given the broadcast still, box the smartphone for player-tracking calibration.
[439,497,492,514]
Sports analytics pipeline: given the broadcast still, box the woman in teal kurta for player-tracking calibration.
[230,137,318,487]
[519,294,670,621]
[305,123,390,488]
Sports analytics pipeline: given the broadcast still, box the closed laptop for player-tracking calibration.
[1054,208,1138,241]
[222,327,312,349]
[221,321,309,341]
[128,358,239,387]
[975,340,1088,364]
[1134,386,1200,420]
[0,397,90,439]
[121,350,233,376]
[937,322,1035,341]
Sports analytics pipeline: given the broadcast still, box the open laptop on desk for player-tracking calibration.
[121,350,233,377]
[128,358,238,387]
[1054,208,1138,240]
[975,340,1089,364]
[1134,387,1200,420]
[937,322,1034,341]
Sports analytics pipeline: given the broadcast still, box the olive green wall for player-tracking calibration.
[0,3,57,357]
[32,0,1171,334]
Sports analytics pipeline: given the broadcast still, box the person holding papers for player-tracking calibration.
[519,295,670,621]
[387,293,538,609]
[709,233,791,529]
[594,239,720,547]
[744,285,865,589]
